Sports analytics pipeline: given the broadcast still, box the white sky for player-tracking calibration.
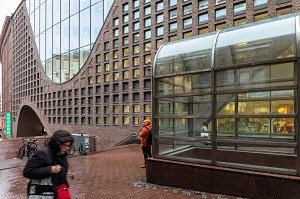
[0,0,21,92]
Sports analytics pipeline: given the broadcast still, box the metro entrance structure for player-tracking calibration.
[149,13,300,198]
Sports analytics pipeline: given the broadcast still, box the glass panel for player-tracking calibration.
[40,32,46,62]
[61,52,70,82]
[70,49,80,79]
[70,0,79,15]
[91,3,104,42]
[155,33,216,75]
[46,0,53,30]
[61,18,70,54]
[53,24,60,55]
[53,55,61,83]
[80,8,91,47]
[70,14,79,51]
[40,2,46,33]
[215,15,296,68]
[61,0,69,20]
[53,0,60,25]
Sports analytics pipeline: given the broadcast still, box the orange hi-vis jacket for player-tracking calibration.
[140,120,151,146]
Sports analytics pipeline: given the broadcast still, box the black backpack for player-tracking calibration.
[145,126,152,145]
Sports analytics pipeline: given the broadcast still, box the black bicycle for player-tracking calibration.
[18,138,39,159]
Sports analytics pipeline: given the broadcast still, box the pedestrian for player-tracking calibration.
[139,119,152,168]
[201,122,209,137]
[23,130,74,199]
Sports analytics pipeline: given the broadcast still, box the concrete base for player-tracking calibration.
[146,158,300,199]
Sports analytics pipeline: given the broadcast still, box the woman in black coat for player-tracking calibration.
[23,130,74,199]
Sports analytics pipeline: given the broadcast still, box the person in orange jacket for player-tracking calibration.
[139,119,152,168]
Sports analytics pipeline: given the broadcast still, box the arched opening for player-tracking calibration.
[17,105,45,137]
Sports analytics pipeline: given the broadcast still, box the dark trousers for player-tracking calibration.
[142,146,152,164]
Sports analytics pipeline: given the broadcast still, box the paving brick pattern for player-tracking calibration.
[0,145,244,199]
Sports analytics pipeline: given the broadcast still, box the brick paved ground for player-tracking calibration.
[0,144,245,199]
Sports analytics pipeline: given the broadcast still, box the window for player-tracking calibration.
[133,57,140,66]
[199,0,208,10]
[123,82,129,91]
[104,74,110,82]
[144,0,151,3]
[144,6,151,15]
[113,29,119,37]
[277,6,292,16]
[113,105,119,114]
[113,84,119,92]
[133,81,140,90]
[254,0,268,9]
[144,30,151,39]
[104,53,109,61]
[169,9,177,19]
[183,4,192,15]
[215,8,226,20]
[123,59,129,68]
[144,92,151,101]
[234,2,246,15]
[123,25,129,34]
[144,55,151,64]
[156,2,164,11]
[123,116,129,125]
[183,31,193,38]
[133,93,139,101]
[199,13,208,24]
[113,95,119,103]
[133,10,139,19]
[123,95,129,103]
[113,62,119,70]
[123,14,129,23]
[169,0,177,7]
[133,45,140,54]
[104,117,110,125]
[169,22,177,32]
[133,0,139,8]
[113,50,119,59]
[113,18,119,26]
[133,22,139,31]
[133,33,139,43]
[156,39,164,49]
[156,14,164,23]
[113,117,119,125]
[113,39,119,48]
[215,0,226,5]
[144,18,151,27]
[233,18,246,27]
[254,12,268,21]
[144,67,151,77]
[123,36,129,45]
[169,35,178,41]
[104,42,109,51]
[156,26,164,36]
[133,69,140,78]
[215,22,226,30]
[113,72,119,81]
[133,116,139,125]
[105,63,110,71]
[123,48,129,57]
[144,42,151,52]
[183,18,192,29]
[144,104,151,113]
[133,104,140,113]
[144,79,151,89]
[123,3,129,12]
[123,71,129,79]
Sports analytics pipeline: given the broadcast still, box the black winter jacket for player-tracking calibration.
[23,130,74,198]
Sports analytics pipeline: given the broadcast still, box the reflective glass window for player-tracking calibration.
[144,6,151,15]
[144,30,151,39]
[169,22,177,33]
[80,8,91,47]
[133,0,139,8]
[183,4,192,15]
[215,8,226,20]
[91,3,104,42]
[70,14,79,51]
[133,22,139,31]
[81,0,90,10]
[169,9,177,19]
[53,0,60,25]
[70,0,79,15]
[169,0,177,7]
[199,0,208,10]
[156,26,164,36]
[144,18,151,27]
[234,2,246,15]
[199,13,208,24]
[215,17,296,68]
[61,0,69,21]
[157,14,164,23]
[46,0,53,30]
[183,18,192,29]
[156,2,164,11]
[133,10,139,19]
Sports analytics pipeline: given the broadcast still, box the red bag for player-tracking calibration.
[57,184,71,199]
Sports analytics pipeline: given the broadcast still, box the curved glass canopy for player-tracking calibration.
[153,13,300,175]
[154,13,297,76]
[26,0,114,83]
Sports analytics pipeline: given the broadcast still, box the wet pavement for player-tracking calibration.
[0,144,245,199]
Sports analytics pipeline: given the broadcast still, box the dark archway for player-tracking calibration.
[17,105,44,137]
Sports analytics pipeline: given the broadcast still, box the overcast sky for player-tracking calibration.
[0,0,21,92]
